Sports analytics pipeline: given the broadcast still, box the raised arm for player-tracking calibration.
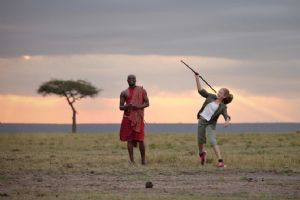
[195,73,210,98]
[195,73,202,92]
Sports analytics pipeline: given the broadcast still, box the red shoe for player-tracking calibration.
[217,161,226,168]
[199,151,206,165]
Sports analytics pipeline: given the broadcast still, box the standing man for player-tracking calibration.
[119,74,150,165]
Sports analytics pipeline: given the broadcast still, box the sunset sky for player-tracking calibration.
[1,0,300,123]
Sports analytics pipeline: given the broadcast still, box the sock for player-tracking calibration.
[218,159,223,163]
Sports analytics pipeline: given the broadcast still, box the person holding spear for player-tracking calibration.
[181,60,233,168]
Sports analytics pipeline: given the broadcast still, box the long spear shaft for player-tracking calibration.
[181,60,217,93]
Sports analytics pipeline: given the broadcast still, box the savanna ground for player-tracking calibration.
[0,132,300,199]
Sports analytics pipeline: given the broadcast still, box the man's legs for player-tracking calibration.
[127,141,134,163]
[127,140,146,165]
[138,141,146,165]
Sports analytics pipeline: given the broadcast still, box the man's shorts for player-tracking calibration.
[197,118,217,145]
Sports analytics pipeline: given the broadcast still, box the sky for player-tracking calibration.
[0,0,300,124]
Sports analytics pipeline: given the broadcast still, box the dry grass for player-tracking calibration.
[0,132,300,199]
[1,132,300,173]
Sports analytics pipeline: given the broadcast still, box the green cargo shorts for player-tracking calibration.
[197,118,217,145]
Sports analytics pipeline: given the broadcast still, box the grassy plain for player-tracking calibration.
[0,132,300,199]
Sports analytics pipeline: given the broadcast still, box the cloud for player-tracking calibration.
[1,54,299,100]
[0,0,299,59]
[1,1,300,123]
[1,91,300,123]
[229,88,300,122]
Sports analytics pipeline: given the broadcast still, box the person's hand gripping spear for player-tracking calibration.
[181,60,217,93]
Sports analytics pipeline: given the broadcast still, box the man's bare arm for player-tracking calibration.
[119,91,131,111]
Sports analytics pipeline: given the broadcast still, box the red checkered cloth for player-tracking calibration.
[120,86,145,141]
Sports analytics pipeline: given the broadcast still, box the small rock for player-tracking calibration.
[145,181,153,188]
[64,163,74,168]
[36,193,45,197]
[11,148,21,152]
[36,178,43,182]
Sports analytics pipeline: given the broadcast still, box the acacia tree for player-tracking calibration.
[37,79,101,133]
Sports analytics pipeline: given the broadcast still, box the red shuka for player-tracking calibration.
[119,86,145,141]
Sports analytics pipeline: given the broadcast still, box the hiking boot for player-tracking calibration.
[199,151,206,165]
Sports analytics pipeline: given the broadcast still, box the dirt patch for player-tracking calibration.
[1,169,299,199]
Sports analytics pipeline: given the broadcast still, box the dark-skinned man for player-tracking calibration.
[119,74,150,165]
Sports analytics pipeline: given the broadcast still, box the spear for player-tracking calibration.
[181,60,217,93]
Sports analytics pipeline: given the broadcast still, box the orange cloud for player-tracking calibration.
[0,91,299,124]
[0,94,70,123]
[227,88,299,122]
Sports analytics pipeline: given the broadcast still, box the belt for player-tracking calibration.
[200,116,209,122]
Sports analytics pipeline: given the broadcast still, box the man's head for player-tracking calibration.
[127,74,136,87]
